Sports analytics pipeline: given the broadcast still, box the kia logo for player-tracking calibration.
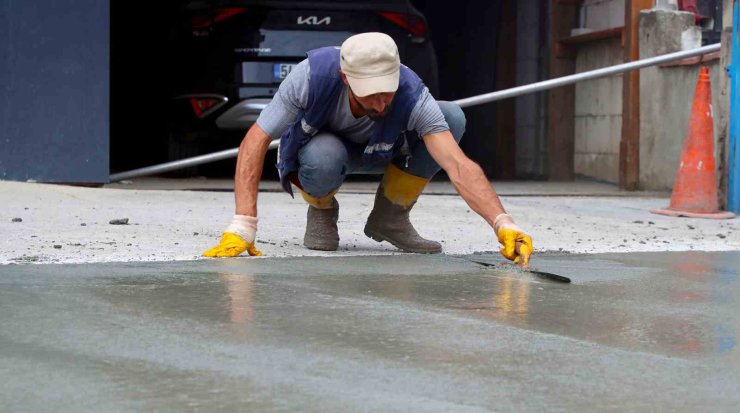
[297,16,331,25]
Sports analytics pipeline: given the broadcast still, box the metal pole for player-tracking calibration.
[729,1,740,213]
[109,43,720,182]
[454,43,720,108]
[109,141,279,182]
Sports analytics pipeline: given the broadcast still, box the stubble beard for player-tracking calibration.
[350,88,391,121]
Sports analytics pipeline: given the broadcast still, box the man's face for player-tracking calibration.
[350,90,395,120]
[340,70,396,120]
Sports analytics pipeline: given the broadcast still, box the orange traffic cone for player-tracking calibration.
[651,67,734,219]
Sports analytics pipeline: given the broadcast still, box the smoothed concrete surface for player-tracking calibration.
[1,252,739,411]
[1,181,736,265]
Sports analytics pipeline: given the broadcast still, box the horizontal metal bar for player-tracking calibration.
[109,140,279,182]
[454,43,720,108]
[108,43,720,182]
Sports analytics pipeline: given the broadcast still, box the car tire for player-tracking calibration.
[166,130,201,177]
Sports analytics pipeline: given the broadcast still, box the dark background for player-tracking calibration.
[110,0,508,179]
[412,0,504,178]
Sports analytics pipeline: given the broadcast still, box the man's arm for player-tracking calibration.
[423,131,533,266]
[233,59,309,215]
[422,131,505,227]
[234,123,273,217]
[202,123,272,258]
[203,60,308,258]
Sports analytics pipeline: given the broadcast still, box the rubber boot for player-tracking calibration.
[363,165,441,254]
[301,190,339,251]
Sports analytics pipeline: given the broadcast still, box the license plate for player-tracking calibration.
[273,63,296,81]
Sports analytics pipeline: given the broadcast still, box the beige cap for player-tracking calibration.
[340,32,400,97]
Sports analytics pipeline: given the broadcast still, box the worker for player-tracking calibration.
[204,32,533,267]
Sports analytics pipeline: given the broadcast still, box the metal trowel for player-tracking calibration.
[466,257,572,284]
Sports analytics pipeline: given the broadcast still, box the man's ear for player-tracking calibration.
[339,70,349,86]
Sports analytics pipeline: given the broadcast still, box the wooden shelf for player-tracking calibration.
[554,27,624,58]
[559,27,624,45]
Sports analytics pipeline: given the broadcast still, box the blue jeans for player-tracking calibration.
[297,101,466,197]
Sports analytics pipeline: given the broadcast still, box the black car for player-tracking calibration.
[166,0,439,166]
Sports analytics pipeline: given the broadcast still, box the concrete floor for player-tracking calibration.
[1,180,737,265]
[2,251,739,411]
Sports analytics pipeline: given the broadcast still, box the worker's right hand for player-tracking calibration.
[203,215,262,258]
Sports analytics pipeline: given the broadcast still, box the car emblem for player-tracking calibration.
[297,16,331,25]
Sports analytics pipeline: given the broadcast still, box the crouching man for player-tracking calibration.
[204,32,533,266]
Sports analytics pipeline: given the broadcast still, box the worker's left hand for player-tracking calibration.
[493,213,533,268]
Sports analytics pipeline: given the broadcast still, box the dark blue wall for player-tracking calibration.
[0,0,109,183]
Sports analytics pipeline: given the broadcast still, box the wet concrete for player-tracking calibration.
[1,251,739,411]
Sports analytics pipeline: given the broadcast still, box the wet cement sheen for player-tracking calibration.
[1,251,739,412]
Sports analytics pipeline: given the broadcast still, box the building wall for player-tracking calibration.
[581,0,625,32]
[0,0,109,183]
[573,38,624,183]
[639,63,721,190]
[639,9,722,190]
[570,0,625,183]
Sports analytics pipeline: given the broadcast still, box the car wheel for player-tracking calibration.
[166,130,201,177]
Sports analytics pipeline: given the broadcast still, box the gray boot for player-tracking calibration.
[304,198,339,251]
[364,185,442,254]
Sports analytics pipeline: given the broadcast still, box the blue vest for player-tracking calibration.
[276,46,425,195]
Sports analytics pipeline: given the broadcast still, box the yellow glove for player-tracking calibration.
[203,215,262,258]
[203,232,262,257]
[494,213,533,268]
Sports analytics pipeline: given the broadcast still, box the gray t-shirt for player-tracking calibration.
[256,59,449,144]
